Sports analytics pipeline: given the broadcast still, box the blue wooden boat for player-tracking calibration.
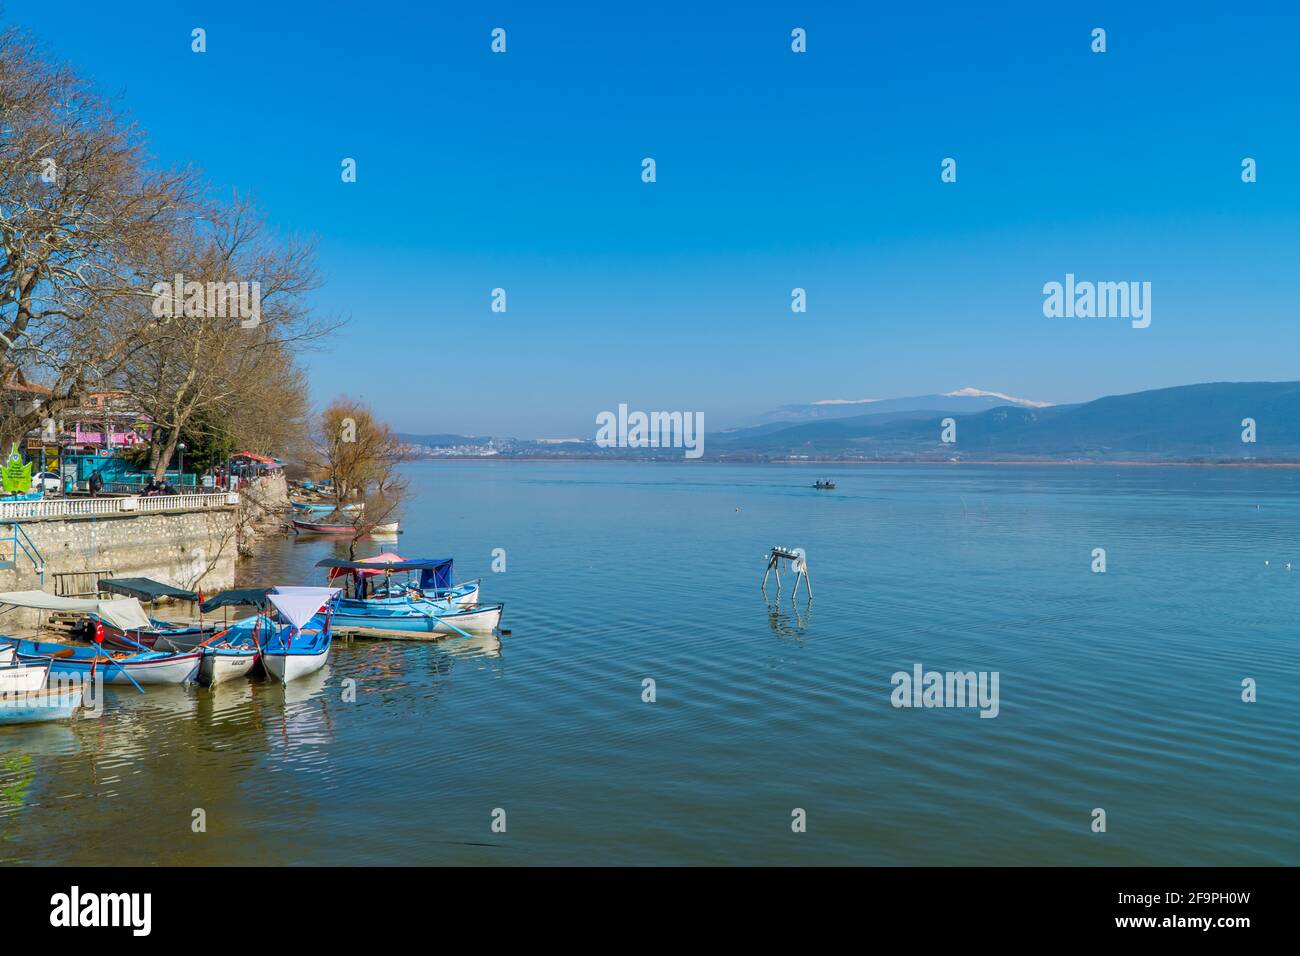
[259,588,340,683]
[315,557,503,637]
[329,595,503,635]
[152,615,270,685]
[12,640,201,685]
[290,500,363,514]
[90,614,219,651]
[0,684,83,725]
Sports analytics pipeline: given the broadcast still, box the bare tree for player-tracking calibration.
[308,398,413,559]
[120,196,332,480]
[0,27,197,445]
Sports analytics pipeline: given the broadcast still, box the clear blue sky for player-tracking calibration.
[9,1,1299,436]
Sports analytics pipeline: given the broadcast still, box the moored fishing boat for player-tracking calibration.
[94,616,219,651]
[321,555,481,607]
[90,578,217,650]
[291,500,363,514]
[291,517,355,534]
[0,684,83,725]
[11,640,201,685]
[197,645,258,685]
[0,591,200,685]
[0,589,158,653]
[259,588,340,684]
[329,597,502,636]
[0,657,50,693]
[155,614,270,685]
[315,557,502,636]
[292,516,399,535]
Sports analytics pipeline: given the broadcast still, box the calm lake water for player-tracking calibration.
[2,461,1298,865]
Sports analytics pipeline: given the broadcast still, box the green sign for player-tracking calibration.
[2,444,31,494]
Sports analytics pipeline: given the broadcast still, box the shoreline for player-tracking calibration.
[402,456,1300,469]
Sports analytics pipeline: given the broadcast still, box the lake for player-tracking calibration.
[2,461,1297,865]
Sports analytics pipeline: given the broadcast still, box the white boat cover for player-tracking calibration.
[269,587,341,632]
[0,590,151,630]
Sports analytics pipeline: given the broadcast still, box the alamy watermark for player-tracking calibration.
[0,671,105,718]
[890,663,1000,718]
[1042,273,1150,329]
[151,273,261,328]
[596,404,704,459]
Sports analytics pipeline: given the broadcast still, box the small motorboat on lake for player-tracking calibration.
[813,480,836,490]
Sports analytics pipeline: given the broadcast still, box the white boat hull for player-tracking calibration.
[433,603,501,634]
[200,651,257,685]
[262,648,328,684]
[0,686,82,724]
[0,662,49,693]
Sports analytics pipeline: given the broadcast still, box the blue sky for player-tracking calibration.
[8,1,1299,436]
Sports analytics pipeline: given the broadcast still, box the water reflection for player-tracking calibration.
[764,597,811,640]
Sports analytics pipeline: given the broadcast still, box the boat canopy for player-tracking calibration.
[99,577,199,603]
[316,557,454,590]
[199,587,274,613]
[0,590,151,631]
[269,587,341,631]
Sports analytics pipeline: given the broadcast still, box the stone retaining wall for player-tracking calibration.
[0,506,238,635]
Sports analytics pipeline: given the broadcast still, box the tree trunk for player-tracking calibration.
[153,429,181,482]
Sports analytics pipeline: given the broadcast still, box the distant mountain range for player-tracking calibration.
[712,382,1300,460]
[736,388,1053,427]
[403,382,1300,462]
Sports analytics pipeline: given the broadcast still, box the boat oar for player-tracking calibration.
[195,627,232,649]
[427,607,474,640]
[93,643,146,694]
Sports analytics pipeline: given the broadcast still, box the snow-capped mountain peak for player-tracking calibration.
[943,387,1053,408]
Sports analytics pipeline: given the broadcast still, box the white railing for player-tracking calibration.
[135,493,234,512]
[0,492,239,521]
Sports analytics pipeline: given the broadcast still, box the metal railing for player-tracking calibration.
[0,492,239,520]
[0,520,45,586]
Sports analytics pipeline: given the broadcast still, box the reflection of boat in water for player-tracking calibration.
[437,631,502,661]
